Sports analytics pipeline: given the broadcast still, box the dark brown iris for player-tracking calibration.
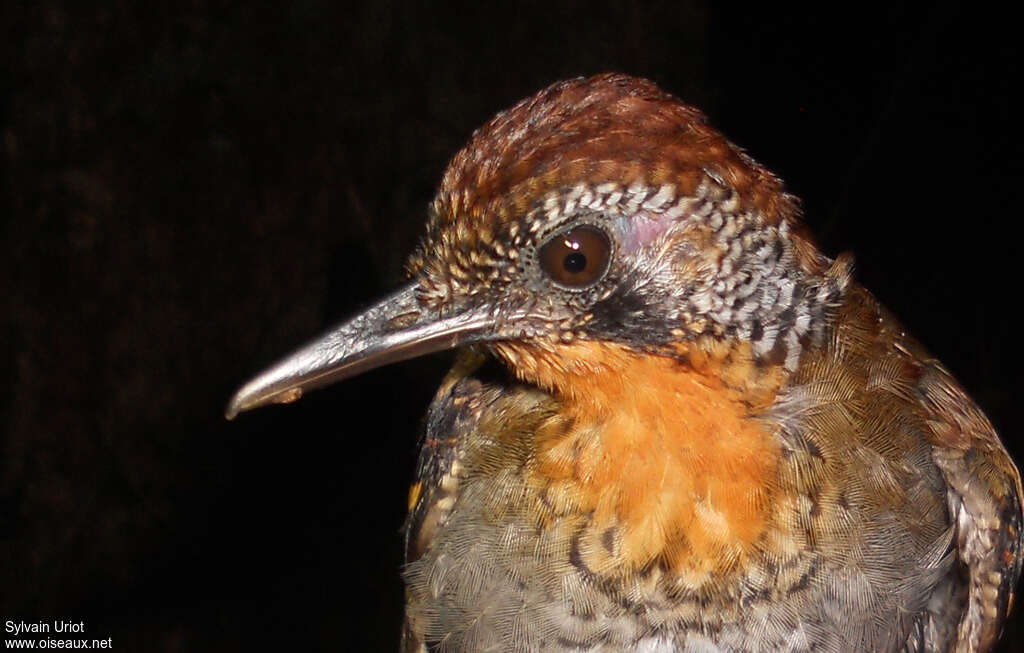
[539,225,611,288]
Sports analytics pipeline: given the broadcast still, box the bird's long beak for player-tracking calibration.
[225,281,495,419]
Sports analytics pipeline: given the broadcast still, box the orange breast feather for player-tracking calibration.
[495,340,784,583]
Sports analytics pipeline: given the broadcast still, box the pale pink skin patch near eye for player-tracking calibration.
[615,211,675,254]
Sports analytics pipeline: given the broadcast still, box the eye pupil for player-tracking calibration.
[563,252,587,274]
[538,225,612,288]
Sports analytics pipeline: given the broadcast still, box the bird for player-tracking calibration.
[226,74,1023,652]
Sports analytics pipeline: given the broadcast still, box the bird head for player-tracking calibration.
[226,74,850,419]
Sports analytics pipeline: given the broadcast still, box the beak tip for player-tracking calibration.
[224,384,305,421]
[224,393,245,421]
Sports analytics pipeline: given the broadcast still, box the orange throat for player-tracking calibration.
[493,339,785,581]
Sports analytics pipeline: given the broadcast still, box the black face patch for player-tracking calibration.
[586,281,676,348]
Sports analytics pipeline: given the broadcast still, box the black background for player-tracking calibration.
[3,1,1022,650]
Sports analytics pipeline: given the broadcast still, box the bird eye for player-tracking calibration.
[538,225,611,288]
